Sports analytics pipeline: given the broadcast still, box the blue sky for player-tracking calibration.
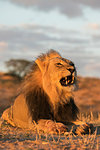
[0,0,100,77]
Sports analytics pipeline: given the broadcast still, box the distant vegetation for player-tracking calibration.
[5,59,32,79]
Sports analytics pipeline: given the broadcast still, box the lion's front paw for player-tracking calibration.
[74,123,94,135]
[55,122,68,134]
[37,119,68,134]
[42,120,68,134]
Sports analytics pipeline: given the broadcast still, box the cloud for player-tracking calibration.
[77,0,100,9]
[86,23,100,30]
[0,24,89,51]
[7,0,100,17]
[84,59,100,77]
[0,41,8,51]
[92,34,100,42]
[0,24,100,77]
[0,41,8,47]
[0,25,51,50]
[85,63,100,71]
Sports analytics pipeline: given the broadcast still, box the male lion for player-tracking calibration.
[2,50,93,134]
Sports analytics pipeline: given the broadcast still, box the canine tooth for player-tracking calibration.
[67,80,70,84]
[71,80,73,83]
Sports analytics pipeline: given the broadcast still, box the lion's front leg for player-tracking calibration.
[37,119,68,134]
[71,120,94,135]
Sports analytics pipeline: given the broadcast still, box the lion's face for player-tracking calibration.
[35,50,77,104]
[42,57,77,95]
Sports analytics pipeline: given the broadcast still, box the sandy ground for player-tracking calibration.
[0,119,100,150]
[0,73,100,149]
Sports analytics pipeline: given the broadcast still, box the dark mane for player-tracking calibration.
[55,98,79,122]
[25,86,54,122]
[21,52,79,123]
[21,62,52,121]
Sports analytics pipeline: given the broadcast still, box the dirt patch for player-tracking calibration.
[0,73,100,149]
[0,119,100,150]
[74,77,100,113]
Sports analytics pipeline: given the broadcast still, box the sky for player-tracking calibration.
[0,0,100,77]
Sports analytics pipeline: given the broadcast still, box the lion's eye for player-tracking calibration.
[56,63,62,66]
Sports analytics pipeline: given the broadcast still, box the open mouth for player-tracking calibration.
[60,75,75,86]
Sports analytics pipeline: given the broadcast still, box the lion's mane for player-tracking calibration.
[22,50,79,123]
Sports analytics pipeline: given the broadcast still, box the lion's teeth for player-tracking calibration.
[67,80,70,83]
[72,76,74,81]
[71,80,73,83]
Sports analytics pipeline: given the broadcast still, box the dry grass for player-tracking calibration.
[0,73,100,149]
[0,112,100,150]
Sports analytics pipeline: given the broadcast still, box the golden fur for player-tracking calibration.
[2,50,93,134]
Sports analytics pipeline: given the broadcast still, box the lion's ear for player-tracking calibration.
[35,58,45,72]
[35,50,61,72]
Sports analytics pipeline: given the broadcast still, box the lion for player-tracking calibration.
[2,50,93,135]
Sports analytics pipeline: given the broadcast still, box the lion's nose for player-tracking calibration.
[69,62,74,67]
[67,68,75,73]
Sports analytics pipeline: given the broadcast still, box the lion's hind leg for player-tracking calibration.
[2,107,16,127]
